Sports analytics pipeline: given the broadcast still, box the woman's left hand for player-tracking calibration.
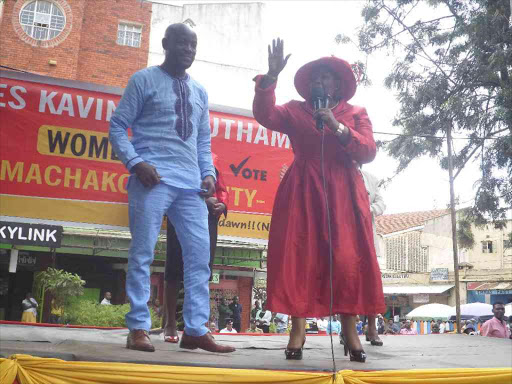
[313,108,339,132]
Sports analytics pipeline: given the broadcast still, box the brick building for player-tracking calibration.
[0,0,151,88]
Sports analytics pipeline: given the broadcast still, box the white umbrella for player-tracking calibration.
[449,302,493,319]
[406,303,453,320]
[505,303,512,317]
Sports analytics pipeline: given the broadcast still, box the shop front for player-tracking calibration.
[466,282,512,305]
[381,272,454,320]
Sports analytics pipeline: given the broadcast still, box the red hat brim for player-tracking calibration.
[294,56,357,102]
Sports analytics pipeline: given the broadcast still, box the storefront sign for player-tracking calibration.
[0,221,63,247]
[17,252,37,266]
[430,268,449,281]
[382,273,410,279]
[211,273,220,284]
[413,293,429,303]
[477,290,512,295]
[0,72,293,240]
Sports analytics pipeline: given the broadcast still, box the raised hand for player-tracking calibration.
[268,38,291,77]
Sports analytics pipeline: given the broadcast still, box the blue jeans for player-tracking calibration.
[125,176,210,337]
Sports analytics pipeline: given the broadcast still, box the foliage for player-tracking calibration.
[339,0,511,229]
[63,299,161,328]
[457,210,475,249]
[34,268,85,308]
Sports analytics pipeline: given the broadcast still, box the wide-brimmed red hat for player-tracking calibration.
[294,56,357,102]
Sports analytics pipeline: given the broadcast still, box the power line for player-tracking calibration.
[373,131,509,140]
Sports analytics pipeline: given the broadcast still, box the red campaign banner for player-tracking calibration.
[0,72,293,239]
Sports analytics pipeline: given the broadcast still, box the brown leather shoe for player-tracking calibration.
[180,331,235,353]
[127,329,155,352]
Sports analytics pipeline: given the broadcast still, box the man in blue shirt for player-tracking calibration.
[326,315,342,335]
[109,23,234,353]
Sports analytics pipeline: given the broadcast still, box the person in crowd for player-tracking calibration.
[317,317,328,333]
[209,321,217,333]
[400,320,418,335]
[377,314,386,335]
[274,313,289,334]
[100,292,112,305]
[246,319,264,333]
[220,319,238,334]
[358,165,386,347]
[162,152,228,342]
[326,315,342,335]
[49,298,63,324]
[256,301,272,333]
[251,300,261,320]
[217,298,233,334]
[438,320,446,334]
[481,302,511,339]
[384,319,400,335]
[229,296,243,333]
[252,38,384,363]
[355,316,364,335]
[21,292,38,323]
[109,22,234,354]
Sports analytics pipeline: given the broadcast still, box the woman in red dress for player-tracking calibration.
[252,39,385,363]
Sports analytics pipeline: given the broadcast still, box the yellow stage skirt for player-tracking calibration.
[20,312,36,323]
[1,354,511,384]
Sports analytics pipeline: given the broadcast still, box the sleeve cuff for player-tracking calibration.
[126,156,143,171]
[201,170,217,181]
[253,74,278,93]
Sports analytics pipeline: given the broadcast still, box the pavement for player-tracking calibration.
[1,324,512,371]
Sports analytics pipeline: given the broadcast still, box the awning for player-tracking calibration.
[383,284,454,295]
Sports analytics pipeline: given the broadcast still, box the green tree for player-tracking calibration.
[34,268,85,322]
[338,0,511,228]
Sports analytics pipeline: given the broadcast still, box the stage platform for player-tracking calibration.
[1,323,511,372]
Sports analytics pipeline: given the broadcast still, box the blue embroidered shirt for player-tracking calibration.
[109,66,215,191]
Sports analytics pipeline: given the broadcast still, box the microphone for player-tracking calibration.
[312,85,326,130]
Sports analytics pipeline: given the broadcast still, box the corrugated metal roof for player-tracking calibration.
[467,282,512,291]
[376,209,450,235]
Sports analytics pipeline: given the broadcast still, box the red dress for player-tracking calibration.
[253,76,386,317]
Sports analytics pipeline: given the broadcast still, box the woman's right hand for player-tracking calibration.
[267,38,291,77]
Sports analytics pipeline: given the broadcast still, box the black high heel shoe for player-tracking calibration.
[344,343,367,363]
[285,336,306,360]
[365,332,383,346]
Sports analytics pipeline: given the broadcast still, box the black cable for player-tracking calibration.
[320,127,337,378]
[0,65,34,74]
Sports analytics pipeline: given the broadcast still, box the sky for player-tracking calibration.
[160,0,483,215]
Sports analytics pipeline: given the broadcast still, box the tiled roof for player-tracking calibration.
[376,209,450,235]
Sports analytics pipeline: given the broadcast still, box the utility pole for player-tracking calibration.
[447,124,461,334]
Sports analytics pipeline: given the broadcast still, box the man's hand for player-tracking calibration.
[200,175,216,198]
[211,202,226,217]
[267,38,291,78]
[313,108,342,133]
[132,162,161,187]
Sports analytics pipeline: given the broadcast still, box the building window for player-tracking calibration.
[385,231,429,273]
[19,0,66,41]
[482,240,494,253]
[117,23,142,48]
